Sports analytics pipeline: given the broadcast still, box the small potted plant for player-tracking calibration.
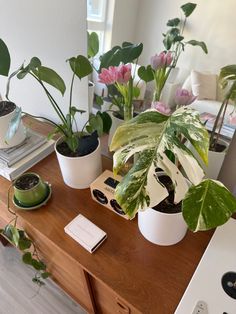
[110,106,236,245]
[0,39,25,148]
[138,2,208,104]
[6,55,109,189]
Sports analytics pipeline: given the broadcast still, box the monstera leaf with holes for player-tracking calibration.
[110,107,236,231]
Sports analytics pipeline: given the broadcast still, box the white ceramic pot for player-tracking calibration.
[88,81,95,113]
[138,207,187,246]
[108,113,124,147]
[0,105,25,149]
[187,138,229,180]
[55,138,102,189]
[206,139,228,179]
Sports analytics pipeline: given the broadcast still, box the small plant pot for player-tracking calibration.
[55,136,102,189]
[0,101,26,149]
[13,173,48,207]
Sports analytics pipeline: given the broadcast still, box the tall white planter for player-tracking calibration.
[108,113,124,147]
[55,138,102,189]
[0,106,25,149]
[138,208,187,246]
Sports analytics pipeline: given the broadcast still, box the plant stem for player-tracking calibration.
[124,77,133,121]
[69,73,75,134]
[29,72,67,126]
[209,99,227,149]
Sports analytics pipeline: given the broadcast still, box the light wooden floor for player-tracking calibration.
[0,243,86,314]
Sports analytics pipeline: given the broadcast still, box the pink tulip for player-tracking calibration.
[117,64,132,84]
[175,88,197,107]
[151,101,171,115]
[150,51,172,70]
[98,66,119,85]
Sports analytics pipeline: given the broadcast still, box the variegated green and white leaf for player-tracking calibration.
[182,179,236,232]
[110,107,209,218]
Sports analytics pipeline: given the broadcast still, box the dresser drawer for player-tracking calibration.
[90,276,141,314]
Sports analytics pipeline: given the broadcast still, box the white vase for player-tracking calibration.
[55,138,102,189]
[88,81,95,113]
[108,113,124,147]
[0,104,26,149]
[138,207,187,246]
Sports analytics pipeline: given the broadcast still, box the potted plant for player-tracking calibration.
[6,55,109,189]
[0,39,25,148]
[138,2,208,103]
[0,172,51,285]
[110,107,236,245]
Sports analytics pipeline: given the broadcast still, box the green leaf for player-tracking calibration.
[41,272,51,279]
[0,38,10,76]
[99,46,121,70]
[8,225,19,247]
[31,259,46,271]
[35,66,66,95]
[110,107,209,218]
[97,111,112,133]
[32,277,45,286]
[182,180,236,232]
[29,57,41,70]
[120,43,143,65]
[22,252,32,265]
[5,106,22,142]
[95,95,103,108]
[181,3,197,17]
[219,65,236,101]
[70,106,86,117]
[66,134,79,153]
[133,86,140,99]
[88,113,103,136]
[69,55,93,80]
[186,40,208,54]
[87,31,99,58]
[18,236,32,251]
[138,65,154,83]
[167,18,181,27]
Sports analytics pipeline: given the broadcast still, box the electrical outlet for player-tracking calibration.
[191,301,208,314]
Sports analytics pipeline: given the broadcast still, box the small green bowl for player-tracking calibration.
[13,172,48,207]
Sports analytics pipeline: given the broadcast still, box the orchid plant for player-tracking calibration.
[138,2,208,103]
[110,104,236,232]
[97,42,143,120]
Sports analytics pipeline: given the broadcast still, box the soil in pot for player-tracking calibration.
[56,131,99,157]
[0,101,16,117]
[210,139,226,152]
[15,174,39,190]
[153,175,182,214]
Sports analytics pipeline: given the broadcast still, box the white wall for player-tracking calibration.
[0,0,88,128]
[111,0,140,47]
[135,0,236,75]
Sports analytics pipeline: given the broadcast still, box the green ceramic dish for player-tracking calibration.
[13,172,48,207]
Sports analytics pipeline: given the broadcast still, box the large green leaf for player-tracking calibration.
[219,65,236,101]
[35,66,66,95]
[186,40,208,54]
[87,31,99,59]
[69,55,93,80]
[0,38,10,76]
[182,180,236,232]
[181,3,197,17]
[167,18,181,27]
[110,107,209,218]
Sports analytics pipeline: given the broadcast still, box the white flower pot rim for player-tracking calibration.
[55,136,101,160]
[209,138,228,154]
[149,209,182,216]
[0,103,16,119]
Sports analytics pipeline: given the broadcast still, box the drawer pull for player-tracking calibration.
[116,298,130,313]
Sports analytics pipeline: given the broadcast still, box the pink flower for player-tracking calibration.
[229,114,236,126]
[150,51,172,70]
[98,66,119,85]
[117,64,132,84]
[151,101,171,115]
[175,88,197,107]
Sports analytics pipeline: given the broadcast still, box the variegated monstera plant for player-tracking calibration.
[110,107,236,232]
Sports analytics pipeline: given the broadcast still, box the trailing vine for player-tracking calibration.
[0,183,50,286]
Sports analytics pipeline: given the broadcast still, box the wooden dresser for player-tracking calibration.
[0,117,213,314]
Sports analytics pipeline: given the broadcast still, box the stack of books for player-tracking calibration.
[200,112,236,139]
[0,129,55,181]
